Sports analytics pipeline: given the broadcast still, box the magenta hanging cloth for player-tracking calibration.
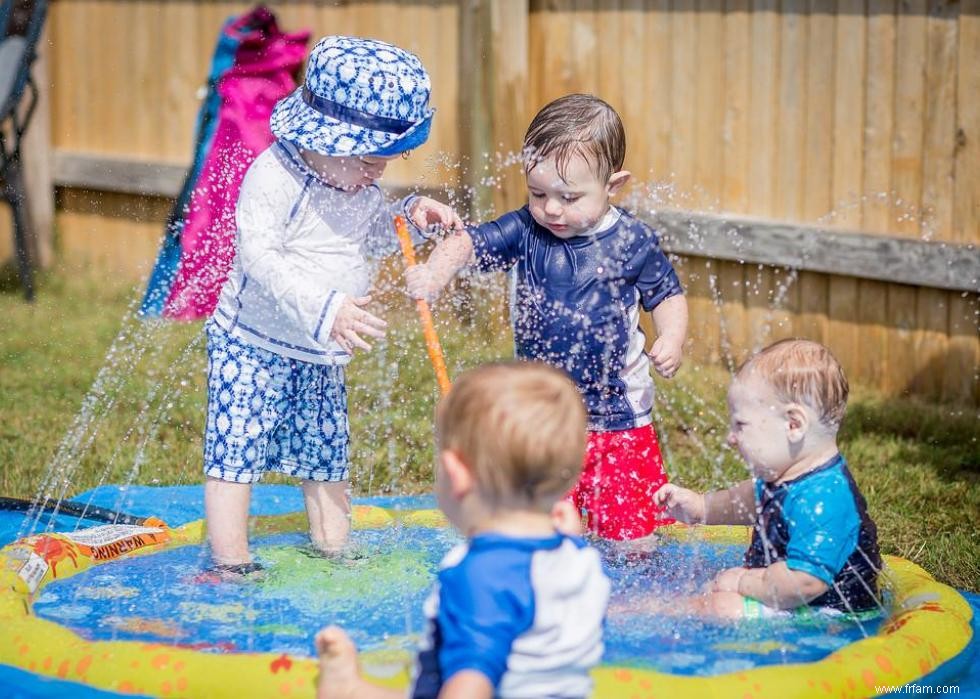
[163,7,309,320]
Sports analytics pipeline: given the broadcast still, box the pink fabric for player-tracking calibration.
[164,12,309,320]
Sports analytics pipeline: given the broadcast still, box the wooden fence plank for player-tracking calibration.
[862,0,895,233]
[533,0,575,105]
[619,0,645,194]
[858,280,890,390]
[921,0,958,240]
[490,0,530,214]
[437,1,460,163]
[773,0,807,337]
[891,0,927,237]
[746,264,777,355]
[863,0,899,393]
[718,260,749,369]
[953,0,980,243]
[828,276,860,384]
[943,293,980,403]
[831,0,866,229]
[694,0,723,212]
[796,0,844,367]
[130,1,159,161]
[458,0,495,218]
[774,0,807,222]
[597,0,623,113]
[748,0,779,219]
[803,0,836,224]
[721,0,750,212]
[19,23,54,268]
[911,287,950,398]
[572,0,599,91]
[797,271,829,346]
[881,282,914,394]
[57,189,170,278]
[161,1,200,162]
[643,0,672,185]
[683,258,722,365]
[768,268,797,344]
[670,0,698,202]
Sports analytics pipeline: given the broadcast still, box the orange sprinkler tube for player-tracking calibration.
[394,216,452,396]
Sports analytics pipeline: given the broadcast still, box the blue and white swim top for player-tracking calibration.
[746,453,882,612]
[469,206,683,432]
[410,532,610,699]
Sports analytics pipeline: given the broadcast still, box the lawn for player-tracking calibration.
[1,268,977,591]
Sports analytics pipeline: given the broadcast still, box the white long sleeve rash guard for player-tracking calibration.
[211,140,422,365]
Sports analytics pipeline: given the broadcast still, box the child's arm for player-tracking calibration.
[363,194,463,260]
[654,479,755,525]
[711,563,830,610]
[405,230,476,302]
[315,626,400,699]
[439,672,494,699]
[703,479,756,525]
[648,294,688,379]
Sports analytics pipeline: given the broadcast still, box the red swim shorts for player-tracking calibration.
[567,423,674,540]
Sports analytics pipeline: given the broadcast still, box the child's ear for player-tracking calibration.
[441,449,475,498]
[606,170,631,196]
[785,404,810,443]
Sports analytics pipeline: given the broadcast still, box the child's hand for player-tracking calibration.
[551,500,584,536]
[648,335,684,378]
[409,196,465,233]
[709,566,748,594]
[652,483,706,524]
[330,295,387,354]
[315,626,361,699]
[405,263,443,303]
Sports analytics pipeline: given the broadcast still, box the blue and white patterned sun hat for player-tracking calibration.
[270,35,433,157]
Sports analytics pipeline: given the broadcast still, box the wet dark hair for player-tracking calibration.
[523,93,626,183]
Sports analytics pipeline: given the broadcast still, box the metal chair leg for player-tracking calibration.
[7,157,35,301]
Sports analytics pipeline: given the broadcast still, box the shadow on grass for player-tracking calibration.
[843,398,980,482]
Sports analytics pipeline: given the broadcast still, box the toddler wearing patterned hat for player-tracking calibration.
[202,36,462,575]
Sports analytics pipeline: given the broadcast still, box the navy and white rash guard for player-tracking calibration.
[469,206,683,431]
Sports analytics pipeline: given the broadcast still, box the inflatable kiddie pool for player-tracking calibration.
[0,486,975,698]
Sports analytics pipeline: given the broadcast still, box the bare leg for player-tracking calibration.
[204,477,252,565]
[303,480,351,555]
[611,590,745,620]
[686,591,746,620]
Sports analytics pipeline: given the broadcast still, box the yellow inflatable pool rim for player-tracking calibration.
[0,507,973,698]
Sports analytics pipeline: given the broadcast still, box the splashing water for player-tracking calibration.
[30,514,883,676]
[18,149,964,673]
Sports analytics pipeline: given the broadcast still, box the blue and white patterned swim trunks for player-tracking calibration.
[203,321,349,484]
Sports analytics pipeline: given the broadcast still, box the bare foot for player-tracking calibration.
[316,626,362,699]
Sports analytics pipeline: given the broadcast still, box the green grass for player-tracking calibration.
[1,269,977,591]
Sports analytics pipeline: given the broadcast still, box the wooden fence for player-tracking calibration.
[1,0,977,404]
